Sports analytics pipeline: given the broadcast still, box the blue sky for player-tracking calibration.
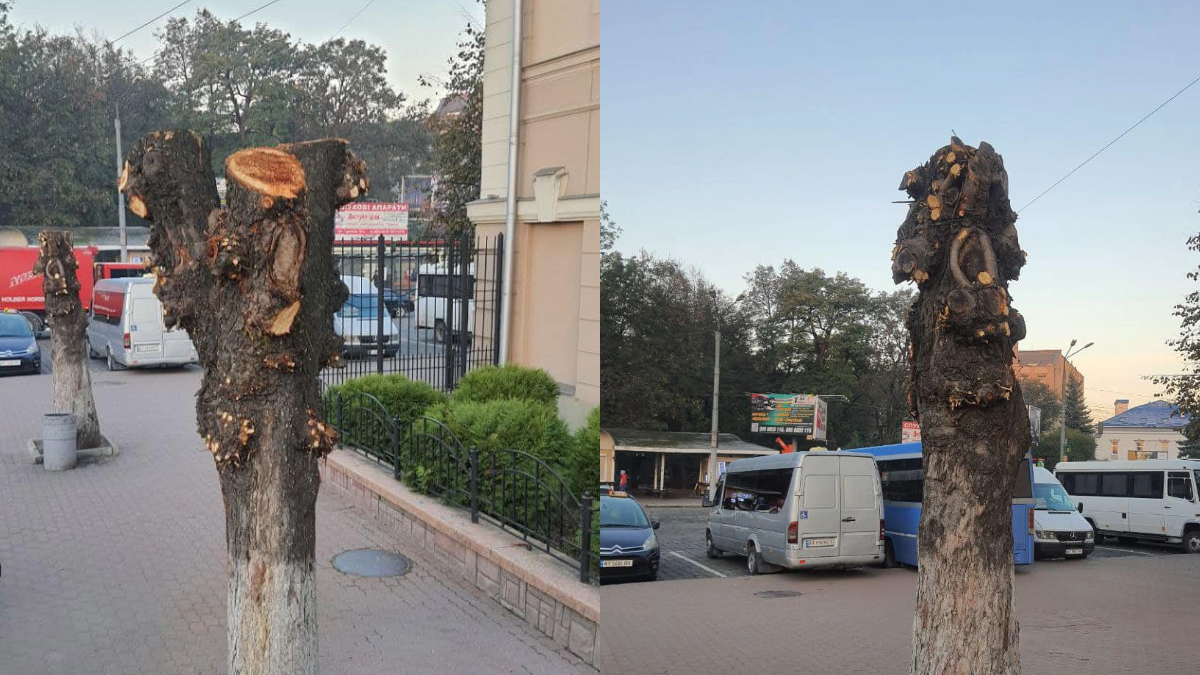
[9,0,483,103]
[603,0,1200,420]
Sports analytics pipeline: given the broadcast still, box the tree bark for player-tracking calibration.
[891,138,1031,675]
[35,230,103,449]
[121,130,363,675]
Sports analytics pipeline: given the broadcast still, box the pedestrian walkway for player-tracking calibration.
[0,368,591,675]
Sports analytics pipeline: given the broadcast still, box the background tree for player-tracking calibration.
[1019,379,1060,430]
[422,16,483,236]
[1154,226,1200,456]
[121,130,362,674]
[35,230,103,449]
[1062,377,1094,433]
[1035,428,1096,469]
[890,138,1030,674]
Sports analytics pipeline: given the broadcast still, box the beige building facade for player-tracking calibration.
[1095,400,1189,461]
[1015,348,1084,397]
[468,0,600,428]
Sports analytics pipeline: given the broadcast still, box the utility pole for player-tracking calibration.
[114,102,128,262]
[708,328,720,500]
[1059,339,1094,464]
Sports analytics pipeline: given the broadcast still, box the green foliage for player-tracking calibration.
[422,398,572,467]
[601,200,621,253]
[1035,428,1097,471]
[452,364,559,406]
[1063,376,1094,433]
[422,17,483,236]
[1154,230,1200,444]
[567,408,601,498]
[334,374,447,427]
[1020,379,1061,430]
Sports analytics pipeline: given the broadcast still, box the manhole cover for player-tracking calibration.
[754,590,801,599]
[332,549,411,577]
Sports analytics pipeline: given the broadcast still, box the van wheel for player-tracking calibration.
[433,319,447,344]
[1117,536,1138,546]
[706,532,720,559]
[105,347,123,371]
[1184,530,1200,554]
[747,544,762,575]
[883,539,897,568]
[86,338,99,359]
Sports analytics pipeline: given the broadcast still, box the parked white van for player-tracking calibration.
[86,277,198,370]
[415,263,474,344]
[337,276,400,358]
[1032,466,1094,559]
[1056,460,1200,553]
[703,451,884,574]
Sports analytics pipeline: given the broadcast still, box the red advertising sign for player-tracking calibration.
[334,203,408,240]
[901,420,921,444]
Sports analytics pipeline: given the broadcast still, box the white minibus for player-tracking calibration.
[1055,460,1200,553]
[86,277,198,370]
[1032,466,1094,559]
[704,451,884,574]
[415,263,474,344]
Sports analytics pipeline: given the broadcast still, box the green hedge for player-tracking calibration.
[326,375,447,460]
[451,364,559,407]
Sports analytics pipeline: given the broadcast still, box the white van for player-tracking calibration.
[1056,460,1200,553]
[1032,466,1094,559]
[704,451,884,574]
[337,276,400,358]
[415,263,474,344]
[86,277,198,370]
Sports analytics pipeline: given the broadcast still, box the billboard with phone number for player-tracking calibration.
[749,393,827,440]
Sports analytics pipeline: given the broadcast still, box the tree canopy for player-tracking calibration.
[601,204,914,449]
[0,4,436,230]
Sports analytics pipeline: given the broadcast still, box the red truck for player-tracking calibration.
[0,246,99,333]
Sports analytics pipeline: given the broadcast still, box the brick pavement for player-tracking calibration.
[0,367,591,675]
[599,526,1199,674]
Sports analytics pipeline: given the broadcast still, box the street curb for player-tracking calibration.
[322,449,601,667]
[27,435,120,464]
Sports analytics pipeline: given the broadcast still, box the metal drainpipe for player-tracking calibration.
[498,0,523,365]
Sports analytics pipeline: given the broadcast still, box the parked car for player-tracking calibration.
[1032,466,1094,559]
[0,310,41,375]
[86,278,199,370]
[1056,460,1200,553]
[599,492,660,583]
[338,276,400,358]
[704,451,884,573]
[415,263,474,344]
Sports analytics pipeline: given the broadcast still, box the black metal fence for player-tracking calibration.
[324,386,596,583]
[323,232,504,392]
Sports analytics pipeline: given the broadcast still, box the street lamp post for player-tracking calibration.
[1059,339,1094,464]
[707,292,743,501]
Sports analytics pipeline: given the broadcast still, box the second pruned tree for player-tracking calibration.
[891,137,1031,675]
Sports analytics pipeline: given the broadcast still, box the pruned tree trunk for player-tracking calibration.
[35,230,103,449]
[121,130,363,675]
[891,137,1032,675]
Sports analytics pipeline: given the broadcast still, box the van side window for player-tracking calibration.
[1130,472,1163,499]
[1071,472,1099,496]
[725,472,758,511]
[802,475,836,509]
[1057,472,1074,494]
[755,469,792,511]
[1168,472,1194,501]
[1100,473,1128,497]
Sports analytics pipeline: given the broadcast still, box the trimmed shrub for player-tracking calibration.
[451,364,559,407]
[567,407,600,499]
[334,374,447,427]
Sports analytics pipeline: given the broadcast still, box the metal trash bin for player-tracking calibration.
[43,413,77,471]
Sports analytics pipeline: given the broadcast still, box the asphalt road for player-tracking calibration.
[639,503,1181,583]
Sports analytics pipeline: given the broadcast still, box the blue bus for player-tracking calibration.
[856,442,1035,568]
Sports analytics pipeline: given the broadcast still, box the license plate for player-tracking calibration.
[135,345,158,352]
[804,538,836,548]
[1066,548,1083,556]
[601,559,634,568]
[0,359,19,367]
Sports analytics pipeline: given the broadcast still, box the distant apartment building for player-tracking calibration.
[467,0,600,427]
[1015,348,1084,397]
[1095,400,1188,461]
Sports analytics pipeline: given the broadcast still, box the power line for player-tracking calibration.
[1018,72,1200,213]
[235,0,286,23]
[330,0,377,41]
[110,1,193,46]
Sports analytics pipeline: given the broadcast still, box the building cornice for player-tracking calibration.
[468,194,601,225]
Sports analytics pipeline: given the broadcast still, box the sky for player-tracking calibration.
[602,0,1200,423]
[9,0,483,105]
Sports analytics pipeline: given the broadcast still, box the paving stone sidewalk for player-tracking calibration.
[0,367,591,675]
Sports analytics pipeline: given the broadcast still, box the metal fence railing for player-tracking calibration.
[323,232,504,392]
[323,387,595,583]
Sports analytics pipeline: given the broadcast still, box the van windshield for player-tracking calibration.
[341,294,383,318]
[599,497,650,528]
[1034,482,1075,511]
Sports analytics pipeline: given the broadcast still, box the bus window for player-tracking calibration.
[1168,472,1194,501]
